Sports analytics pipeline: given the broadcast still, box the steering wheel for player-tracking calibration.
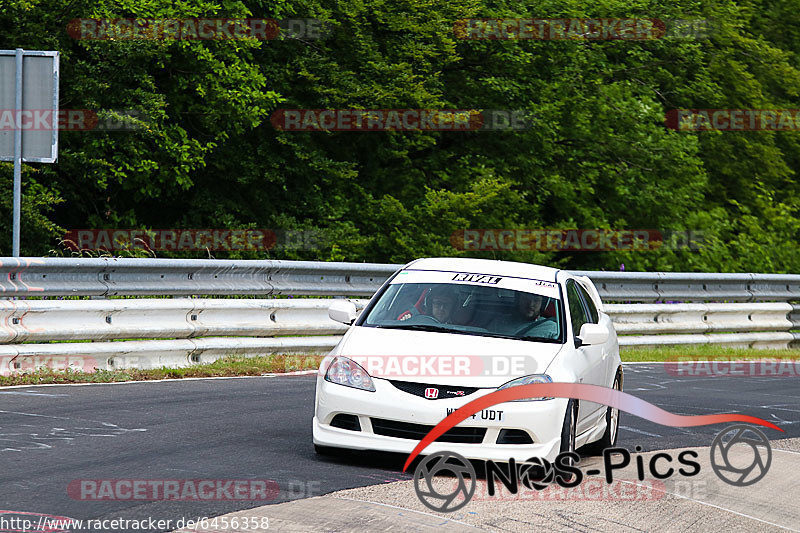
[513,319,558,339]
[416,314,443,324]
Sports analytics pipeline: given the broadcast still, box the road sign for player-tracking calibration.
[0,50,59,162]
[0,49,59,256]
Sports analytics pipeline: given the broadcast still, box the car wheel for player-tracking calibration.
[560,399,577,455]
[586,371,622,454]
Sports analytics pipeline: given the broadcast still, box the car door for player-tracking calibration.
[575,280,616,389]
[566,279,606,434]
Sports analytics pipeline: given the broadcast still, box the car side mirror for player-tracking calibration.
[575,323,609,348]
[328,300,358,325]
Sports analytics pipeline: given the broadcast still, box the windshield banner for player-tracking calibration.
[392,269,560,298]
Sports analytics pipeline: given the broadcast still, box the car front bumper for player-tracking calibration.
[313,375,568,462]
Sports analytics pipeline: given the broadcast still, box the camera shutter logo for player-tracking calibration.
[710,425,772,487]
[413,451,476,512]
[518,456,556,491]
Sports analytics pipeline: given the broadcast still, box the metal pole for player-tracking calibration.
[12,48,23,257]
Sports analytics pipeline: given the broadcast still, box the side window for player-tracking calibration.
[566,281,589,338]
[576,283,599,324]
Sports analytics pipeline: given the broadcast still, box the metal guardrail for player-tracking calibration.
[605,303,797,349]
[617,332,797,349]
[1,299,793,344]
[0,257,398,297]
[2,258,800,301]
[0,337,340,374]
[0,297,366,374]
[0,258,799,374]
[0,298,368,343]
[606,303,794,334]
[571,271,800,302]
[0,298,797,375]
[790,304,800,328]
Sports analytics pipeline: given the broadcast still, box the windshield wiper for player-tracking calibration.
[372,325,559,341]
[376,324,454,333]
[518,335,559,343]
[478,332,560,343]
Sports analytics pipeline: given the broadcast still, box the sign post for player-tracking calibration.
[0,49,59,256]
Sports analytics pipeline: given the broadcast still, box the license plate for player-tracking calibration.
[446,407,504,421]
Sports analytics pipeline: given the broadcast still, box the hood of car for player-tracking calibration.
[329,325,564,388]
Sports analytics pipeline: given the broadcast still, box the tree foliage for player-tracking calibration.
[1,0,798,272]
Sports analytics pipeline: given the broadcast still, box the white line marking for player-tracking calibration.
[774,448,800,456]
[0,391,69,397]
[0,409,72,420]
[263,370,318,377]
[619,425,662,438]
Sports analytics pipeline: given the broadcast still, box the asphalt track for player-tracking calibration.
[0,363,798,532]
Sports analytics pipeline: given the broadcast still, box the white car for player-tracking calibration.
[313,257,622,462]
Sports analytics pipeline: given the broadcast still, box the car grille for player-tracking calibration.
[389,380,481,400]
[370,418,486,443]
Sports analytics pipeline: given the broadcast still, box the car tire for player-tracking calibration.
[586,371,622,454]
[556,399,579,483]
[560,399,577,455]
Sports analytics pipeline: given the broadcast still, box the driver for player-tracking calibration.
[491,291,558,338]
[428,286,458,324]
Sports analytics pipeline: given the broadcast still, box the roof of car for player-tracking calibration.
[403,257,560,282]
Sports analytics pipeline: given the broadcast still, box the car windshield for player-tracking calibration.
[360,276,564,343]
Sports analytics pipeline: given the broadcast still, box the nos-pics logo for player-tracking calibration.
[413,424,773,512]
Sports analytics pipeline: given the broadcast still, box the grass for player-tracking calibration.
[2,346,800,387]
[0,354,324,387]
[621,344,800,362]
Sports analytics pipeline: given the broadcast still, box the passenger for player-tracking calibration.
[491,292,558,338]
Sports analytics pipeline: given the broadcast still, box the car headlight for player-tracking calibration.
[497,374,553,401]
[324,356,376,392]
